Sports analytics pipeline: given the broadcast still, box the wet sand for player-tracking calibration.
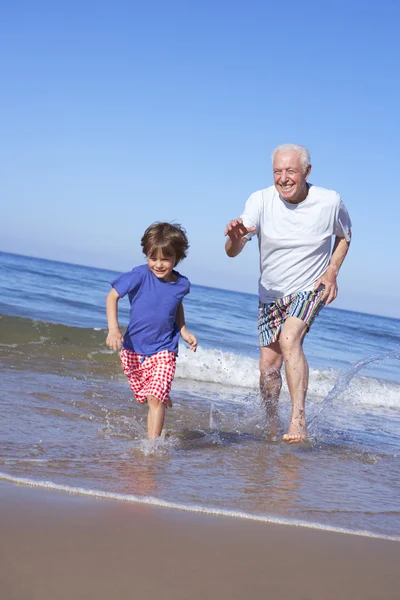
[0,482,399,600]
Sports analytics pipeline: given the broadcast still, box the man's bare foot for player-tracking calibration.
[283,411,307,444]
[166,396,173,409]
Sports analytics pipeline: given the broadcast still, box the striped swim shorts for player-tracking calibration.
[258,289,325,347]
[120,348,177,404]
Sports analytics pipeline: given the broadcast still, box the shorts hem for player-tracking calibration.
[135,394,168,405]
[258,290,325,346]
[120,348,176,405]
[259,327,282,347]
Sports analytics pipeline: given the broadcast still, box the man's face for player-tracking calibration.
[273,151,311,204]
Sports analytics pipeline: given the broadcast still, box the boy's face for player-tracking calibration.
[147,249,176,282]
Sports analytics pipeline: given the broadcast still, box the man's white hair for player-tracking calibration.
[272,144,311,173]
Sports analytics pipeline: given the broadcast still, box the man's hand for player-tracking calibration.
[313,266,338,305]
[224,218,256,240]
[224,218,256,257]
[181,328,198,352]
[106,329,124,352]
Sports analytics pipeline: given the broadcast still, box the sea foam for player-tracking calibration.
[176,346,400,409]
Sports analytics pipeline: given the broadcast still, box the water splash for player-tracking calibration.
[309,350,400,435]
[209,403,222,432]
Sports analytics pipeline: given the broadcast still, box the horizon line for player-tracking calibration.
[1,248,398,322]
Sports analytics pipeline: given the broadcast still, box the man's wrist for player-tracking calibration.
[327,264,339,276]
[234,235,247,246]
[226,236,246,257]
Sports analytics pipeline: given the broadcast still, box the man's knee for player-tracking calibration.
[260,362,282,381]
[279,318,308,355]
[259,348,282,401]
[279,333,299,355]
[259,343,283,375]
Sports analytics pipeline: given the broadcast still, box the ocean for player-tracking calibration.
[0,250,399,540]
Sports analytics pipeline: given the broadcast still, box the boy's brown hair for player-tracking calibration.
[141,222,189,265]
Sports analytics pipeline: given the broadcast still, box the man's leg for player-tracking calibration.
[259,343,283,439]
[278,317,309,443]
[147,395,166,439]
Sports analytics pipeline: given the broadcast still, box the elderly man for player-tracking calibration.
[225,144,352,443]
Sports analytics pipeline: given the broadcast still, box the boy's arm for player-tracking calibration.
[176,303,197,352]
[106,288,124,351]
[175,302,185,330]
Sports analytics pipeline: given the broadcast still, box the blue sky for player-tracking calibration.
[1,0,399,317]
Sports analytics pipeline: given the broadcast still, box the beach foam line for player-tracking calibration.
[1,471,399,543]
[176,346,400,408]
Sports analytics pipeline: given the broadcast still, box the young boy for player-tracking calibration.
[106,222,197,439]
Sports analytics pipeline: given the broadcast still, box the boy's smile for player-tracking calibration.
[147,249,176,282]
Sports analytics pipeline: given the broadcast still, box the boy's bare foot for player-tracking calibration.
[283,411,307,444]
[166,396,173,409]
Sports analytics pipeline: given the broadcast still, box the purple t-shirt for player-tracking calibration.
[111,264,190,356]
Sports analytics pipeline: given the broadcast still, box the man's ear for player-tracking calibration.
[305,164,312,179]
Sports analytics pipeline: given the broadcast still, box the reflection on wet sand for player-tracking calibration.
[116,459,159,497]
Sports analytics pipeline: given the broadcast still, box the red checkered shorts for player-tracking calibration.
[120,348,177,404]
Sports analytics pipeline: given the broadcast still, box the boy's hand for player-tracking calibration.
[181,328,198,352]
[106,329,124,352]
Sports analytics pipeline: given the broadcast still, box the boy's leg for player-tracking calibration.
[144,350,176,438]
[147,395,166,439]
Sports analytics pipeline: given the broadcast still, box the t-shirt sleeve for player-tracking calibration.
[111,268,143,298]
[183,279,190,298]
[240,192,261,240]
[334,197,352,241]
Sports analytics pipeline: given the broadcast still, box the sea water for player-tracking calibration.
[0,251,399,539]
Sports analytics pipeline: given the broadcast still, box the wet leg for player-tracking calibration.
[147,395,166,439]
[279,317,309,443]
[260,343,283,440]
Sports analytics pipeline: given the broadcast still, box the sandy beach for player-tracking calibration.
[0,482,398,600]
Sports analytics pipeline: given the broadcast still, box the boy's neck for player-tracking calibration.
[155,269,178,283]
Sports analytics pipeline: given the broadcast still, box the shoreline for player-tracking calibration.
[1,481,399,600]
[1,472,399,543]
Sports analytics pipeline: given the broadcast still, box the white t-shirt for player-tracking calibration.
[241,184,352,303]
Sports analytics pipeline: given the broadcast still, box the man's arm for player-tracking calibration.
[224,218,255,257]
[314,234,351,305]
